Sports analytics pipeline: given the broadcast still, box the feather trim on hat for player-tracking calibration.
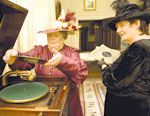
[38,9,79,34]
[58,9,76,22]
[112,0,150,11]
[139,0,150,10]
[111,0,129,11]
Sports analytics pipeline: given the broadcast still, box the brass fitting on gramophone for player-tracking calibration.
[2,69,36,86]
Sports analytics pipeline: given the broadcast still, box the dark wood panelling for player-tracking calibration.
[95,21,120,49]
[79,19,121,51]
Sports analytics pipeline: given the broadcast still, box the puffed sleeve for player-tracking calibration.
[56,48,88,84]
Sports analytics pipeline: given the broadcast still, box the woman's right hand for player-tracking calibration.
[3,49,18,65]
[44,48,62,67]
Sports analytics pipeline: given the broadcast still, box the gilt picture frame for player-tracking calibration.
[84,0,96,11]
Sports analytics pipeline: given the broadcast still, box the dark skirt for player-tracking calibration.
[104,91,150,116]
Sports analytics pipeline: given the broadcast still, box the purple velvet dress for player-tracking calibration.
[10,45,88,116]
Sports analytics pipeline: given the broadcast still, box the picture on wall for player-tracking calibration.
[84,0,96,11]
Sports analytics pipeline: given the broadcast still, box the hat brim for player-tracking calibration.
[38,29,76,34]
[108,11,150,31]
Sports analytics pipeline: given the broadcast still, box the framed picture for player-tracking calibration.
[84,0,96,11]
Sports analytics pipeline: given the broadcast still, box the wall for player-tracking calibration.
[60,0,115,49]
[61,0,115,20]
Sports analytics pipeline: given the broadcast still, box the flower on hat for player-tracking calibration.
[38,9,79,34]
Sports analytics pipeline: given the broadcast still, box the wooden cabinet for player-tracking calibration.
[0,79,69,116]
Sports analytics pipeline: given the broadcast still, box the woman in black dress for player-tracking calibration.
[99,0,150,116]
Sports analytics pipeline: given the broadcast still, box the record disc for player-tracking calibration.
[17,55,47,64]
[0,82,49,103]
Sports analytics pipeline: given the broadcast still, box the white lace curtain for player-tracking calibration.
[9,0,56,51]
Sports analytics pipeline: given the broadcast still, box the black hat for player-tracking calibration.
[108,0,150,31]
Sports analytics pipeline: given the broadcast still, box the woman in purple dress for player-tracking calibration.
[3,11,88,116]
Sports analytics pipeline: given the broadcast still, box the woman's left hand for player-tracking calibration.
[97,58,108,70]
[45,48,62,67]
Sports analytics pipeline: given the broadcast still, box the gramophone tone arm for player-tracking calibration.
[2,69,36,87]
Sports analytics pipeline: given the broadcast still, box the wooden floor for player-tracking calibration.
[79,78,106,116]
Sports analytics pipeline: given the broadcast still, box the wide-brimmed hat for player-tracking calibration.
[108,0,150,31]
[38,10,79,34]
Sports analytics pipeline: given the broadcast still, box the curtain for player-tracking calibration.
[10,0,56,51]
